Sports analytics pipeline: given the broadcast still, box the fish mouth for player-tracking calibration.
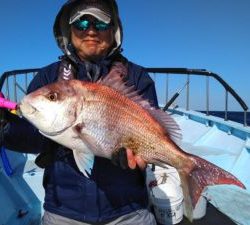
[19,101,37,116]
[14,104,23,117]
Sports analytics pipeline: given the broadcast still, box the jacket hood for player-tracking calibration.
[53,0,123,63]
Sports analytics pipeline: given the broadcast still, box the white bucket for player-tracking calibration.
[151,180,184,224]
[146,165,207,221]
[146,165,181,189]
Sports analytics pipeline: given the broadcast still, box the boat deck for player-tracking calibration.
[155,202,236,225]
[180,203,236,225]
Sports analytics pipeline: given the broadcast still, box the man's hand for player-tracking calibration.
[0,108,9,128]
[0,93,18,128]
[111,147,147,170]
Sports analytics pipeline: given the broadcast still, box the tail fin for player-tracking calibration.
[179,155,245,221]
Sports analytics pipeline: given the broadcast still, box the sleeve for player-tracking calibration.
[128,63,159,108]
[2,64,58,153]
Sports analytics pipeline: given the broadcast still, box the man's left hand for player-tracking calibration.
[111,147,147,170]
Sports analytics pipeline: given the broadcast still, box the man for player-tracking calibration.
[3,0,158,224]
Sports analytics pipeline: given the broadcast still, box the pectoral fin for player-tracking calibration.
[72,149,94,178]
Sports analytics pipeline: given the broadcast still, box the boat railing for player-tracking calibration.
[0,67,248,126]
[146,68,249,127]
[0,69,40,102]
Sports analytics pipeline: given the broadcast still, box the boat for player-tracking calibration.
[0,67,249,225]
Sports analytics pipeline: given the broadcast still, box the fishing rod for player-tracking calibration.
[163,80,189,111]
[0,95,18,176]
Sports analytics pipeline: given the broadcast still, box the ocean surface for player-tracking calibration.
[201,111,250,126]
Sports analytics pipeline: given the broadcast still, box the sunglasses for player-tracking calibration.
[72,18,112,31]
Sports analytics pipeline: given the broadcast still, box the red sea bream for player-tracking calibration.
[19,64,245,221]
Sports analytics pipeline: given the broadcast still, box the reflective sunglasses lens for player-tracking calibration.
[95,21,110,31]
[73,19,111,31]
[74,20,90,31]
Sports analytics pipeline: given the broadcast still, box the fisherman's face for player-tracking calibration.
[71,15,115,61]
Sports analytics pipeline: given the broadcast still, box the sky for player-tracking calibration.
[0,0,249,111]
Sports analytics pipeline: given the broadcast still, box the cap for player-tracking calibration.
[69,5,111,24]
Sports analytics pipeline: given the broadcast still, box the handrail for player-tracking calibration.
[0,67,248,126]
[146,68,248,112]
[146,68,248,126]
[0,69,40,90]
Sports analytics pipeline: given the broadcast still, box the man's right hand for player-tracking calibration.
[0,93,18,128]
[0,108,8,128]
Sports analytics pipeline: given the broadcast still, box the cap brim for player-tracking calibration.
[69,8,111,24]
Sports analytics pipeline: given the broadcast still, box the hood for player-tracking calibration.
[53,0,123,63]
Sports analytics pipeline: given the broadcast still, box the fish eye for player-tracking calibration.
[47,92,58,101]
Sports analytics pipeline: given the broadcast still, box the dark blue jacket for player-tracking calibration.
[4,58,158,223]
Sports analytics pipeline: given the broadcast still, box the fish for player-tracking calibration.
[19,63,245,221]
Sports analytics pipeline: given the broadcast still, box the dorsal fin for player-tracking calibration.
[98,62,182,143]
